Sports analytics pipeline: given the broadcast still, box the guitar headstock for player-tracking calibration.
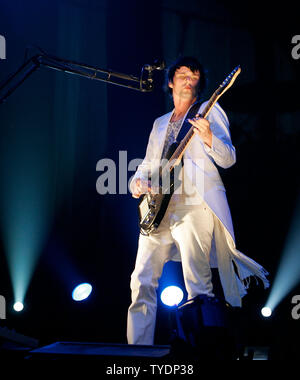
[216,65,241,97]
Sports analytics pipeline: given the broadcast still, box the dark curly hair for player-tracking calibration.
[166,56,206,99]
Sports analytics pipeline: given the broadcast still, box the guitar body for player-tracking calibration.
[138,192,173,234]
[138,143,181,235]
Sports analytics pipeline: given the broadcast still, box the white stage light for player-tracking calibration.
[261,306,272,317]
[13,301,24,312]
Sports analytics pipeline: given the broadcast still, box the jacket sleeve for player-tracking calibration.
[129,119,157,194]
[203,102,236,169]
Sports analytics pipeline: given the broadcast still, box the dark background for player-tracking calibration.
[0,0,299,358]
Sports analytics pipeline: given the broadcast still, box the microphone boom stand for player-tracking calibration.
[0,52,159,103]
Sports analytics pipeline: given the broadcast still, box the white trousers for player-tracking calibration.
[127,201,215,345]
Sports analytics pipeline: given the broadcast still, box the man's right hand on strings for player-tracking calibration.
[132,178,152,198]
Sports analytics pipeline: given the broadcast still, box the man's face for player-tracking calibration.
[168,66,200,100]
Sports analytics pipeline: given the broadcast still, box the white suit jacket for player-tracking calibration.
[130,101,269,306]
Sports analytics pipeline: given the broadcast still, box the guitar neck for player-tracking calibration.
[164,90,219,173]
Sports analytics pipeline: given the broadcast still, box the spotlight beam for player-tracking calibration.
[0,129,55,309]
[264,195,300,312]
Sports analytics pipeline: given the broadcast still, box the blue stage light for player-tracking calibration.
[160,286,184,307]
[72,283,92,301]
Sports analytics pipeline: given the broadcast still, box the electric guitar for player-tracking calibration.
[138,65,241,235]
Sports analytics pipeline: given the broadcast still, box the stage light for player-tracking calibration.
[72,283,92,301]
[160,286,184,307]
[13,301,24,312]
[261,306,272,317]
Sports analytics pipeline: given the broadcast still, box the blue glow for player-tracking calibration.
[160,286,184,307]
[72,283,92,301]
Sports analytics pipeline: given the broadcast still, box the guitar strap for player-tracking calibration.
[175,100,202,144]
[160,101,202,161]
[160,101,202,162]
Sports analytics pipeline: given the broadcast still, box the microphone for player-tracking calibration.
[144,59,165,71]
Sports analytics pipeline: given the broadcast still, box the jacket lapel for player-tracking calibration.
[156,111,173,158]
